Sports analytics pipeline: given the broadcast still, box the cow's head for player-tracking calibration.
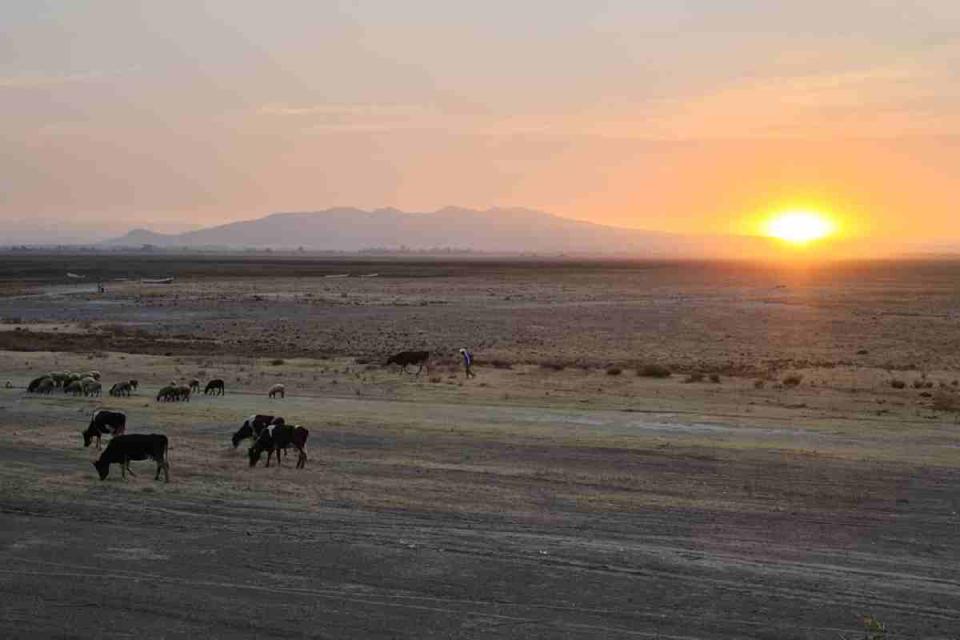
[248,445,263,467]
[231,426,250,449]
[93,459,109,480]
[82,428,93,448]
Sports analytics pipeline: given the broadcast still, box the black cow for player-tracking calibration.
[82,410,127,449]
[204,379,225,395]
[248,424,309,469]
[93,434,169,482]
[385,350,430,375]
[231,414,284,448]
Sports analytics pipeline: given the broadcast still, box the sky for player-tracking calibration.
[2,1,959,250]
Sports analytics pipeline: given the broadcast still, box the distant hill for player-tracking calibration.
[105,207,773,257]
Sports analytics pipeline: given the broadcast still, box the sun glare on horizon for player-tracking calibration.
[764,210,836,246]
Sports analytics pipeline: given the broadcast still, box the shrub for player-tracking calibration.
[890,379,906,389]
[754,380,766,389]
[709,373,721,384]
[783,374,803,387]
[606,367,622,376]
[490,360,513,370]
[684,373,704,383]
[932,391,959,412]
[540,360,567,371]
[638,364,671,378]
[270,359,285,366]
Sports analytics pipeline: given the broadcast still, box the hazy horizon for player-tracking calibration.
[3,2,960,253]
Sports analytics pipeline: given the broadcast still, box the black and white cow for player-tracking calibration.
[82,410,127,449]
[248,423,309,469]
[231,414,284,448]
[93,434,169,482]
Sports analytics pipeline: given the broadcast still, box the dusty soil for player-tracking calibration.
[0,255,959,638]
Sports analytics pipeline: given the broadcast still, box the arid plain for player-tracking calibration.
[0,254,958,638]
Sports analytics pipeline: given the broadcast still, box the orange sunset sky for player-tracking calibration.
[2,2,959,252]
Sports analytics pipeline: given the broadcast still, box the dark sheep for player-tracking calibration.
[27,376,52,393]
[204,379,225,395]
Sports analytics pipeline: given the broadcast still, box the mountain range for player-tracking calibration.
[105,207,775,257]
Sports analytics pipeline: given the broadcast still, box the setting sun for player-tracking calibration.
[764,211,836,245]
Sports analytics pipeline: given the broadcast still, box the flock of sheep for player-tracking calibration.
[25,372,288,402]
[25,370,120,397]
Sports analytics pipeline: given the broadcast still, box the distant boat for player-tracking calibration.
[324,274,350,279]
[359,273,380,278]
[141,277,174,284]
[66,272,86,280]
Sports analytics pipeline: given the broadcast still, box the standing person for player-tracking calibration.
[458,348,475,378]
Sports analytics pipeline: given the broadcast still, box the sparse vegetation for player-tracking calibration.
[684,373,704,383]
[890,379,906,389]
[782,374,803,387]
[931,390,959,412]
[638,364,671,378]
[270,358,285,366]
[605,366,622,376]
[754,379,766,389]
[709,373,721,383]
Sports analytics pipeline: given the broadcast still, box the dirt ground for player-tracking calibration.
[0,254,958,638]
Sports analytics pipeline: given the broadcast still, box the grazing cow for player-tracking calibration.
[231,414,284,448]
[189,379,200,393]
[35,378,55,394]
[109,381,132,397]
[248,424,309,469]
[82,410,127,449]
[27,376,52,393]
[93,434,169,482]
[176,385,192,402]
[385,350,430,375]
[82,379,102,397]
[268,383,285,399]
[204,379,225,395]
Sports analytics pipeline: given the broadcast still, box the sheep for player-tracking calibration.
[82,379,102,397]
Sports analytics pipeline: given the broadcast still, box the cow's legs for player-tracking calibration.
[126,460,137,477]
[121,457,127,479]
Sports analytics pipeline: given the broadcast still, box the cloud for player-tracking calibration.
[0,70,106,89]
[0,66,142,89]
